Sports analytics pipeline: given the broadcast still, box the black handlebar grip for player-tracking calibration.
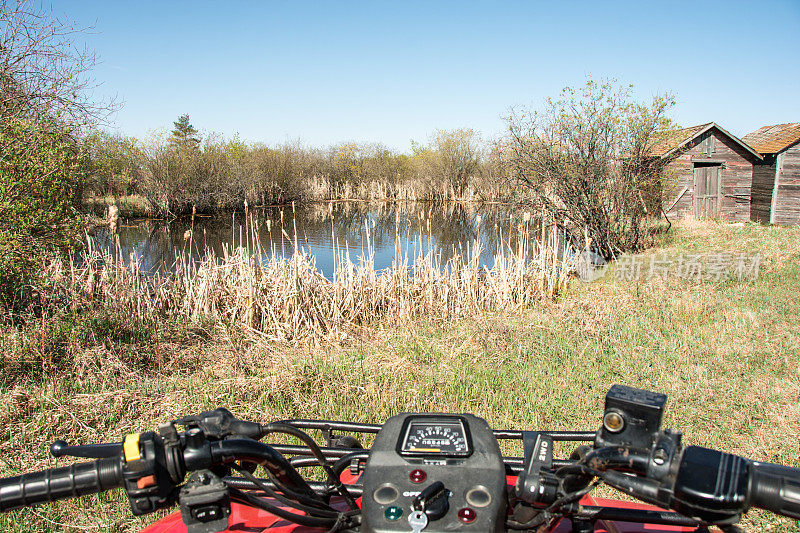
[0,457,123,512]
[748,461,800,520]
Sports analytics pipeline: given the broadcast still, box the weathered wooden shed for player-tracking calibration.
[742,123,800,225]
[650,123,763,222]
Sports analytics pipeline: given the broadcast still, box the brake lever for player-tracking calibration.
[50,440,122,459]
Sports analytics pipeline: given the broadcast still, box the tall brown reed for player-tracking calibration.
[45,219,574,344]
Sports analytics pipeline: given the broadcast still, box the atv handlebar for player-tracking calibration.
[1,385,798,531]
[748,460,800,519]
[0,457,123,512]
[576,444,800,523]
[4,441,797,520]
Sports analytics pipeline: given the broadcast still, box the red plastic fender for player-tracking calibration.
[140,472,703,533]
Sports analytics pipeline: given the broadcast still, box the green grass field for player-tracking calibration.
[1,219,798,532]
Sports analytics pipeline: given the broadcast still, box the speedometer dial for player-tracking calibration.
[398,417,471,457]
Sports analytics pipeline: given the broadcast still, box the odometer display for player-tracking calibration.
[398,417,471,457]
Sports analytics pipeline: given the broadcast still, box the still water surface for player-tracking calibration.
[91,202,538,277]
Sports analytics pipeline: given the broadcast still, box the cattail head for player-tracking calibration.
[108,205,120,234]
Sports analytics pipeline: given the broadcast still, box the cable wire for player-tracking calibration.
[231,464,341,518]
[229,488,337,528]
[262,423,359,510]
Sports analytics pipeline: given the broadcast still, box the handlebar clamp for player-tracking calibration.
[120,431,179,515]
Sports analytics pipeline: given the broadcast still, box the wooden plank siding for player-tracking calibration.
[663,128,755,222]
[750,155,776,223]
[773,143,800,225]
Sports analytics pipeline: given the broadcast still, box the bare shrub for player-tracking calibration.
[505,79,675,258]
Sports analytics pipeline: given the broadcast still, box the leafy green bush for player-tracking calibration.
[83,131,144,200]
[0,119,87,310]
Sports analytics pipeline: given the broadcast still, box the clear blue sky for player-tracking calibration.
[63,0,800,152]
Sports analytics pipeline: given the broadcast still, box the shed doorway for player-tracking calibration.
[693,163,722,218]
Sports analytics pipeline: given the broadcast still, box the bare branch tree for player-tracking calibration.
[0,0,116,128]
[505,78,676,258]
[430,128,481,197]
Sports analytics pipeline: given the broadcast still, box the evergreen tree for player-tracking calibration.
[170,114,200,149]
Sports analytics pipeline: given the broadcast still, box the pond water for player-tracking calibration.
[90,202,551,277]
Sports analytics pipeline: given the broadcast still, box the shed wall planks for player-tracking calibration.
[663,128,754,222]
[750,156,775,223]
[774,143,800,225]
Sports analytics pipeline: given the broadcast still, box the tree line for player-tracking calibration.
[83,118,515,217]
[1,0,676,312]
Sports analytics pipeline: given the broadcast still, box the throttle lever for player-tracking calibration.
[50,440,122,459]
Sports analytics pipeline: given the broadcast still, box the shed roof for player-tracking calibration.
[647,123,712,157]
[647,122,762,161]
[742,123,800,154]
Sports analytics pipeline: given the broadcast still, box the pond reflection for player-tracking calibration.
[91,202,553,278]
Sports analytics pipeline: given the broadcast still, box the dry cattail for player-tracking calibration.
[108,205,120,234]
[48,230,571,345]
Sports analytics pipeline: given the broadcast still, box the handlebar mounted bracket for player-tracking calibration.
[596,385,667,450]
[121,432,178,515]
[179,470,231,533]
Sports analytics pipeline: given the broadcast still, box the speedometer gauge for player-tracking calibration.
[397,416,472,457]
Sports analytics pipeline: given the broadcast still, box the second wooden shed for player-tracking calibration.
[742,123,800,225]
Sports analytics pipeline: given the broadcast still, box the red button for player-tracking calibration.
[458,507,477,523]
[409,469,427,483]
[136,475,156,489]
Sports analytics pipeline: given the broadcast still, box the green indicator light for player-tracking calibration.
[385,506,403,521]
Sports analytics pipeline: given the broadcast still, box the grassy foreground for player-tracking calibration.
[1,220,798,532]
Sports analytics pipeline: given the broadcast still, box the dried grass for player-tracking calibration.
[1,220,798,532]
[43,221,574,344]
